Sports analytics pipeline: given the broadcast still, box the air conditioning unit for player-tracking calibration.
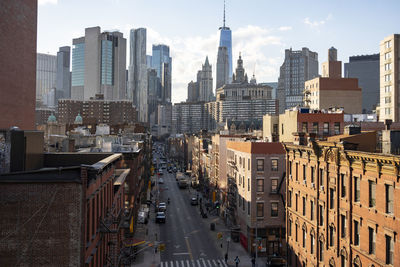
[311,183,315,188]
[320,185,324,191]
[303,180,307,185]
[289,174,293,180]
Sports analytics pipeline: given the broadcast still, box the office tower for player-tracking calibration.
[216,46,229,89]
[187,81,199,102]
[379,34,400,122]
[157,103,172,136]
[276,47,319,113]
[198,57,213,102]
[36,53,57,104]
[71,26,126,101]
[128,28,148,122]
[218,1,233,82]
[148,68,158,125]
[56,46,71,100]
[344,54,379,113]
[304,47,362,114]
[146,55,152,68]
[152,44,172,103]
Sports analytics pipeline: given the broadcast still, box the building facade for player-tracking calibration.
[128,28,148,122]
[187,80,199,102]
[71,27,127,101]
[198,57,213,102]
[218,2,233,82]
[344,54,379,113]
[36,53,57,104]
[56,46,71,100]
[152,44,172,103]
[277,48,319,113]
[226,141,286,257]
[216,46,229,89]
[285,130,400,267]
[379,34,400,122]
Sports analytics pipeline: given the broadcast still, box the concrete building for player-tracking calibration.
[58,98,136,125]
[379,34,400,122]
[36,53,57,105]
[284,127,400,267]
[344,54,379,113]
[187,80,199,102]
[226,141,286,257]
[56,46,71,101]
[198,57,214,102]
[263,108,344,143]
[304,47,362,114]
[71,27,126,101]
[128,28,148,122]
[216,46,229,89]
[277,48,319,113]
[157,103,172,137]
[172,102,208,134]
[0,0,36,130]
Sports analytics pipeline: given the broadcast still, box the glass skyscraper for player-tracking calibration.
[219,27,232,82]
[152,44,172,103]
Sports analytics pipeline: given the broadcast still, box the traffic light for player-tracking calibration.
[258,245,262,251]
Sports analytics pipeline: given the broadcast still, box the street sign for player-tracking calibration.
[217,232,223,239]
[159,243,165,251]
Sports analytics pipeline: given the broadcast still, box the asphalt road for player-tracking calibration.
[155,162,227,267]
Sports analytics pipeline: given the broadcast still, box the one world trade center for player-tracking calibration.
[218,0,233,82]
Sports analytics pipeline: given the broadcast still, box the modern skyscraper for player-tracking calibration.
[128,28,148,122]
[379,34,399,122]
[198,57,213,102]
[36,53,57,104]
[0,0,36,130]
[148,68,158,125]
[216,46,229,89]
[56,46,71,100]
[344,54,379,113]
[218,1,233,82]
[152,44,172,103]
[71,27,127,101]
[276,47,319,113]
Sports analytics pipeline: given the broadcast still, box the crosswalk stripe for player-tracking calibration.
[160,259,227,267]
[196,259,202,267]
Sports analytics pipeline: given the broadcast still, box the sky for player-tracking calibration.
[37,0,400,103]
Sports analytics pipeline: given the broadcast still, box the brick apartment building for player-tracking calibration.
[0,152,130,267]
[284,126,400,266]
[58,98,137,125]
[226,141,286,257]
[263,108,344,143]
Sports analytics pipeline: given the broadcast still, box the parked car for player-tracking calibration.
[155,212,166,223]
[137,211,148,224]
[191,197,198,205]
[158,202,167,212]
[158,178,164,184]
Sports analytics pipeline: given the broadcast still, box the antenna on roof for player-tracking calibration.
[223,0,226,27]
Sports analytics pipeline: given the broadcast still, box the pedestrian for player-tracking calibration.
[234,256,240,267]
[251,257,255,267]
[224,253,228,263]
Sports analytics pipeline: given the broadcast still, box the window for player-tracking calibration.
[354,220,360,246]
[386,184,394,214]
[310,233,314,254]
[289,161,292,176]
[319,240,324,261]
[385,63,392,71]
[243,177,245,188]
[313,122,318,134]
[295,194,298,211]
[302,165,306,184]
[386,108,391,115]
[369,181,376,207]
[243,158,245,169]
[296,163,298,181]
[354,176,360,202]
[369,227,376,255]
[341,215,346,238]
[273,124,278,134]
[334,122,340,135]
[271,202,278,217]
[248,158,250,170]
[257,179,264,192]
[257,159,264,171]
[386,235,394,264]
[311,166,315,184]
[310,200,314,221]
[385,85,392,93]
[295,224,298,242]
[384,52,391,60]
[319,169,324,188]
[341,174,346,198]
[247,178,250,191]
[329,188,335,209]
[385,96,392,104]
[385,40,391,48]
[302,197,306,216]
[288,190,292,207]
[319,204,324,226]
[302,122,308,133]
[271,159,278,171]
[248,202,250,215]
[281,123,284,134]
[341,254,346,267]
[323,122,329,135]
[257,202,264,217]
[243,198,245,211]
[271,179,278,193]
[288,219,292,237]
[329,226,334,246]
[385,74,392,82]
[302,228,306,248]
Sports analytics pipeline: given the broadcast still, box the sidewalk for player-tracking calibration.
[199,193,268,267]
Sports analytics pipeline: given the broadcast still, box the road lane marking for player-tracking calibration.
[172,252,190,255]
[186,260,190,267]
[184,237,193,260]
[196,259,202,267]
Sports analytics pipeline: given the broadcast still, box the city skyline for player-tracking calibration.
[37,0,400,104]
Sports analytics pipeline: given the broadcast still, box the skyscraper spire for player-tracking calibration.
[223,0,226,28]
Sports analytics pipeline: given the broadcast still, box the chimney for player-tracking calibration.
[344,124,361,135]
[293,132,307,146]
[385,119,392,130]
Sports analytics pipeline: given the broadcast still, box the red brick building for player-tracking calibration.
[284,129,400,266]
[0,0,37,130]
[0,152,131,267]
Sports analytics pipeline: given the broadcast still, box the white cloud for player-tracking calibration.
[38,0,58,5]
[303,14,333,28]
[278,26,292,31]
